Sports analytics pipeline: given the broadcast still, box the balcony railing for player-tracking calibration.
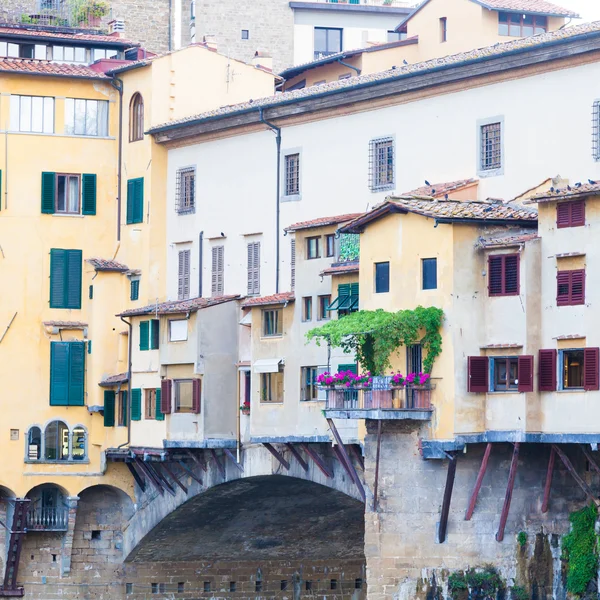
[26,507,69,531]
[325,382,433,412]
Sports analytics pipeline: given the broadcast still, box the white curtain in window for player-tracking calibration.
[68,176,79,213]
[31,96,43,132]
[43,97,54,133]
[97,100,108,136]
[86,100,98,136]
[74,98,86,135]
[19,96,31,132]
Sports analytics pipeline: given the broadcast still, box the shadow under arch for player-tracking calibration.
[0,485,17,499]
[126,474,364,563]
[76,484,135,521]
[25,482,69,499]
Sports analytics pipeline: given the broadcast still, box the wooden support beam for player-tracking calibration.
[186,449,207,472]
[148,463,176,497]
[438,454,457,544]
[177,460,203,485]
[263,443,290,470]
[286,443,309,472]
[327,418,366,502]
[496,442,520,542]
[301,443,333,478]
[553,444,600,506]
[465,442,492,521]
[211,449,227,479]
[579,444,600,476]
[541,446,555,514]
[135,458,164,495]
[223,448,244,472]
[373,421,383,512]
[126,462,146,492]
[332,444,354,479]
[161,463,188,494]
[350,444,365,471]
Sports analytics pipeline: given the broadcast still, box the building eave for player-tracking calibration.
[289,1,412,15]
[470,0,579,18]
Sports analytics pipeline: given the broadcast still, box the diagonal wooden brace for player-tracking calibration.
[301,443,333,478]
[327,418,366,502]
[223,448,244,472]
[465,443,492,521]
[161,463,188,494]
[177,460,203,485]
[126,461,146,492]
[263,443,290,470]
[496,442,520,542]
[286,443,309,472]
[211,449,227,479]
[553,444,599,506]
[135,458,164,495]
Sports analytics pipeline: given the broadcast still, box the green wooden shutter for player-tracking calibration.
[68,341,85,406]
[339,363,358,374]
[126,179,135,224]
[134,178,144,224]
[139,320,149,351]
[351,282,359,296]
[155,388,164,421]
[130,279,139,301]
[87,340,92,354]
[41,172,56,214]
[104,391,115,427]
[50,342,69,405]
[150,319,159,350]
[66,250,82,309]
[81,174,97,215]
[131,388,142,421]
[122,390,128,425]
[338,283,350,296]
[50,249,67,308]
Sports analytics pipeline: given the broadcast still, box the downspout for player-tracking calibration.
[258,108,281,293]
[110,76,124,242]
[236,368,241,462]
[117,316,133,449]
[337,58,361,76]
[198,231,204,297]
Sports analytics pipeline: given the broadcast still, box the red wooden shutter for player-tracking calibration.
[584,347,599,391]
[160,379,172,414]
[570,270,585,305]
[504,255,519,295]
[570,200,585,227]
[556,203,570,228]
[488,256,503,296]
[192,378,201,413]
[538,349,557,391]
[556,271,571,306]
[517,355,534,392]
[468,357,488,392]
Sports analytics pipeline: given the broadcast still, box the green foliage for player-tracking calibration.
[511,585,529,600]
[448,571,468,598]
[448,566,504,600]
[562,503,599,597]
[517,531,528,547]
[306,306,444,375]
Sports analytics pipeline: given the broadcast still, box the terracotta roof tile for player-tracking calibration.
[403,179,478,198]
[477,233,539,248]
[150,21,599,135]
[241,292,295,308]
[118,295,240,317]
[480,343,524,349]
[473,0,579,18]
[43,320,88,328]
[0,25,137,46]
[99,372,128,387]
[320,262,360,277]
[285,213,363,233]
[553,334,586,340]
[0,57,108,78]
[525,182,600,203]
[87,258,129,272]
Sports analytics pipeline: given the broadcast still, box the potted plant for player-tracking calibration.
[390,372,405,408]
[406,372,431,409]
[240,401,250,416]
[76,0,109,26]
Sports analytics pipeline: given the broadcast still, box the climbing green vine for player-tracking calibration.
[306,306,444,375]
[562,503,598,597]
[448,566,504,600]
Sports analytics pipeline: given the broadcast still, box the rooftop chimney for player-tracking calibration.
[108,19,125,37]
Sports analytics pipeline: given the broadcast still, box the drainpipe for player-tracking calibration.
[110,76,124,242]
[258,108,281,293]
[337,58,360,76]
[117,316,133,449]
[198,231,204,297]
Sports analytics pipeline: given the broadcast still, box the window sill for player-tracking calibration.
[51,213,85,218]
[261,335,283,339]
[478,167,504,178]
[5,131,115,140]
[370,185,395,193]
[176,209,196,216]
[281,194,301,203]
[25,459,89,464]
[260,401,284,404]
[487,390,520,394]
[557,388,586,393]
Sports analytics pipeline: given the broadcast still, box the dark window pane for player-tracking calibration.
[498,12,509,22]
[422,258,437,290]
[375,262,389,294]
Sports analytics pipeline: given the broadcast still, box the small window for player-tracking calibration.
[174,380,194,413]
[387,30,401,42]
[65,98,109,137]
[560,349,584,389]
[284,153,300,196]
[557,270,585,306]
[177,583,184,593]
[291,239,296,291]
[338,73,352,80]
[302,297,312,322]
[498,11,546,36]
[325,234,335,257]
[126,177,144,224]
[9,95,54,133]
[281,580,288,591]
[480,122,502,171]
[314,27,342,59]
[490,357,518,392]
[169,319,188,342]
[176,167,196,214]
[488,254,519,296]
[355,578,363,589]
[375,261,390,294]
[301,366,319,401]
[557,201,585,228]
[44,420,68,461]
[422,258,437,290]
[55,174,80,214]
[306,581,313,591]
[126,583,133,594]
[117,391,128,427]
[369,137,394,191]
[261,371,284,403]
[241,29,249,39]
[439,17,447,42]
[307,236,321,259]
[262,309,283,337]
[71,426,86,460]
[91,530,101,540]
[331,579,338,590]
[27,426,41,460]
[229,582,236,592]
[145,389,157,419]
[318,295,330,320]
[211,245,225,296]
[255,581,263,592]
[203,582,211,592]
[151,583,158,594]
[130,279,139,301]
[139,319,160,351]
[129,93,144,142]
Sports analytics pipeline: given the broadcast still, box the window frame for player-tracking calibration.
[169,319,188,342]
[314,26,342,59]
[318,295,331,321]
[374,261,390,294]
[439,17,447,42]
[302,296,312,322]
[300,366,319,402]
[498,11,547,36]
[369,136,395,192]
[174,379,195,413]
[284,153,300,198]
[117,391,128,427]
[176,166,196,214]
[247,241,261,296]
[557,269,585,306]
[130,278,140,301]
[559,349,585,390]
[593,100,600,161]
[64,98,109,137]
[10,94,54,134]
[55,173,81,214]
[129,93,144,142]
[488,253,520,297]
[262,308,283,337]
[306,236,321,260]
[422,257,437,290]
[178,249,191,300]
[489,356,519,392]
[325,234,335,258]
[557,200,585,228]
[241,29,249,40]
[260,371,284,403]
[477,117,504,177]
[145,388,157,419]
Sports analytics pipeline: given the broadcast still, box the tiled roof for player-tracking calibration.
[0,57,108,78]
[87,258,129,272]
[99,372,128,387]
[472,0,579,18]
[43,320,88,328]
[403,179,478,198]
[150,21,600,135]
[477,233,539,248]
[480,343,523,349]
[320,262,360,277]
[525,182,600,203]
[0,25,137,46]
[553,334,586,340]
[118,295,240,317]
[285,213,363,233]
[241,292,295,309]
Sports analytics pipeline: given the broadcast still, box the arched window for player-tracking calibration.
[44,421,69,461]
[129,93,144,142]
[71,426,87,460]
[27,426,41,460]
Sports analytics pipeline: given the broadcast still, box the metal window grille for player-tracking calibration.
[480,123,502,171]
[369,137,394,191]
[285,154,300,196]
[176,167,196,214]
[592,101,600,161]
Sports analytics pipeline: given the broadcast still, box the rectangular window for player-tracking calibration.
[42,172,96,216]
[126,177,144,224]
[318,295,330,320]
[301,366,319,401]
[55,174,80,214]
[64,99,108,137]
[314,27,342,59]
[174,380,194,413]
[498,11,547,36]
[387,30,401,42]
[561,349,584,389]
[178,249,191,300]
[488,254,519,296]
[261,371,284,403]
[211,245,224,297]
[440,17,447,42]
[375,261,390,294]
[490,357,518,391]
[369,137,394,191]
[10,95,54,133]
[284,153,300,196]
[422,258,437,290]
[169,319,188,342]
[130,279,139,301]
[263,309,282,337]
[557,270,585,306]
[326,234,335,257]
[139,319,160,351]
[49,249,82,309]
[247,242,261,296]
[302,296,312,322]
[557,200,585,228]
[241,29,249,39]
[118,391,128,426]
[145,389,157,419]
[306,236,321,259]
[480,122,502,171]
[49,341,85,406]
[470,355,534,393]
[176,167,196,214]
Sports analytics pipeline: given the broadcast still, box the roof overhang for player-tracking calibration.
[290,1,411,15]
[470,0,579,18]
[253,358,284,373]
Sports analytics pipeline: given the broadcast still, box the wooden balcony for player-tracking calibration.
[26,507,69,532]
